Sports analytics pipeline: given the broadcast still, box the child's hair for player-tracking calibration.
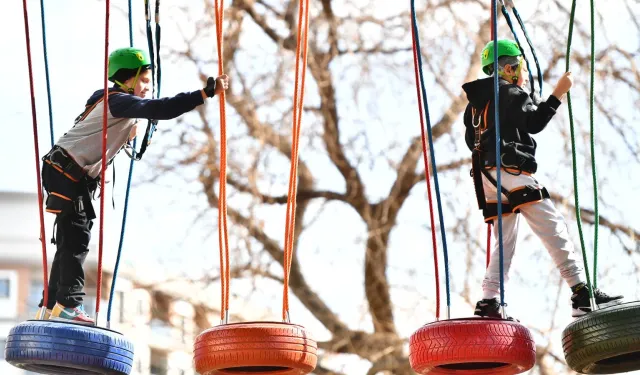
[485,55,520,76]
[109,66,151,84]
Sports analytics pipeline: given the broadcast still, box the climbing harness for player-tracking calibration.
[6,1,135,374]
[192,1,317,373]
[408,1,536,373]
[469,101,550,223]
[561,0,640,372]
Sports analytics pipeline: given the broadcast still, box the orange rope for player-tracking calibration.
[214,0,230,321]
[282,0,310,321]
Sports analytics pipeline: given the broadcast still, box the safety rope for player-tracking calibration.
[39,0,54,147]
[499,5,535,95]
[411,0,451,318]
[410,13,440,320]
[566,0,597,300]
[107,0,135,328]
[282,0,310,322]
[23,0,50,317]
[126,0,160,161]
[511,6,543,96]
[95,0,111,324]
[214,0,231,323]
[155,1,162,99]
[499,1,544,96]
[491,0,507,311]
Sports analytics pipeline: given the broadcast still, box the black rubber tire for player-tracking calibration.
[5,320,134,375]
[562,301,640,374]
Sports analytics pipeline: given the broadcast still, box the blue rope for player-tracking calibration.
[512,7,543,96]
[410,0,451,312]
[107,0,135,325]
[128,0,133,47]
[39,0,54,147]
[492,0,506,308]
[155,0,162,97]
[500,6,535,95]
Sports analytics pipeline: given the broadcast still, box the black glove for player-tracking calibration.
[203,77,217,98]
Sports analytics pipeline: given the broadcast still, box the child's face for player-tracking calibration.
[124,69,152,98]
[504,62,529,88]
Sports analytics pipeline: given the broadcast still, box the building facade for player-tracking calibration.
[0,191,220,375]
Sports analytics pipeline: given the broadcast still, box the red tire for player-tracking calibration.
[193,321,317,375]
[409,318,536,374]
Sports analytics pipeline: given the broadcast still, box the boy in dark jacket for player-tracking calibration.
[462,39,622,318]
[36,47,229,325]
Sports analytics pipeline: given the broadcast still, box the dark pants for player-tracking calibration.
[38,160,96,309]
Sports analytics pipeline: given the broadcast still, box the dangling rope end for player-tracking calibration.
[589,297,598,313]
[284,310,291,323]
[106,320,111,329]
[220,309,229,325]
[446,306,451,320]
[500,304,507,320]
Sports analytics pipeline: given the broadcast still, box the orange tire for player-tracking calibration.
[193,321,317,375]
[409,318,536,374]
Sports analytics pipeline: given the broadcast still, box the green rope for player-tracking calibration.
[565,0,597,299]
[589,0,599,288]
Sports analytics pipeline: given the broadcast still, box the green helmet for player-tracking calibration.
[481,39,522,75]
[108,47,151,81]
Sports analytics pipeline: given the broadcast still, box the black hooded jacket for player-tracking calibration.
[461,77,562,173]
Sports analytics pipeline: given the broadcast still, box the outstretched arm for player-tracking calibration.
[109,75,229,120]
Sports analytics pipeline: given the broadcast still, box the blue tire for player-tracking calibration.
[5,320,134,375]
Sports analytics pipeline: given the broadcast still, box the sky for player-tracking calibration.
[1,0,639,374]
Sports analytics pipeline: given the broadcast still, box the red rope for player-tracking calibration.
[22,0,49,312]
[95,0,111,318]
[486,223,492,268]
[282,0,310,320]
[411,22,440,320]
[214,0,230,321]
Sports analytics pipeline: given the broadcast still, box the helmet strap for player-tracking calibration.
[113,67,142,94]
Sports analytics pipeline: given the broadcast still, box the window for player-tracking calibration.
[118,291,125,323]
[27,278,44,311]
[0,278,10,298]
[137,299,144,315]
[180,316,187,343]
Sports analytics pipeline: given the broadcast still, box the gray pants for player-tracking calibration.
[481,170,585,299]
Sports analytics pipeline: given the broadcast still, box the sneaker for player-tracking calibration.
[571,283,624,317]
[49,302,95,326]
[474,298,504,319]
[34,308,52,320]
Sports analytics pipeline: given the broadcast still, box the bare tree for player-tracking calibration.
[147,0,640,373]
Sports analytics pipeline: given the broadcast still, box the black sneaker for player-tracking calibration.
[571,284,624,317]
[474,298,504,319]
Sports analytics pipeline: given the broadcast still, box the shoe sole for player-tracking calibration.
[49,316,96,326]
[571,299,624,317]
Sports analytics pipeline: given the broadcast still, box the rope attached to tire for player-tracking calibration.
[410,0,451,320]
[107,0,137,328]
[410,15,440,321]
[193,2,317,373]
[22,0,50,319]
